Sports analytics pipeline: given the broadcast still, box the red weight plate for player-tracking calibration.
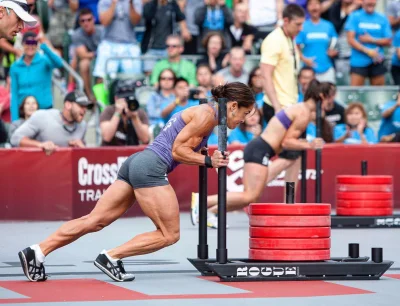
[249,238,331,250]
[336,192,392,201]
[249,249,330,261]
[249,215,331,227]
[250,227,331,238]
[336,175,392,185]
[336,184,393,193]
[336,207,393,216]
[249,203,331,216]
[337,200,393,208]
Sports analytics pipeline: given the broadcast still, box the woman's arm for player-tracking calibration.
[40,43,64,69]
[281,112,324,151]
[172,110,215,166]
[161,99,179,118]
[382,103,399,119]
[10,67,19,122]
[347,31,377,58]
[172,108,229,168]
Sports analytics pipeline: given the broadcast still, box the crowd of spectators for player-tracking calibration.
[1,0,400,152]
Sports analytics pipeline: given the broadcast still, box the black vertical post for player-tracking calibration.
[301,132,307,203]
[217,98,228,264]
[286,182,295,204]
[315,99,322,203]
[198,98,208,259]
[361,160,368,176]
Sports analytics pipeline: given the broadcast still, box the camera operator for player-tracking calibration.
[100,80,150,146]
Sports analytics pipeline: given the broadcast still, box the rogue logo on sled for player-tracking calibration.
[375,218,400,227]
[236,266,299,277]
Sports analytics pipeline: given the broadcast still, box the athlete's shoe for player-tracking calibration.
[207,211,218,229]
[18,247,48,282]
[190,192,199,226]
[94,252,135,282]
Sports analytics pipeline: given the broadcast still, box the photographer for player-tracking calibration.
[100,80,150,146]
[160,77,198,123]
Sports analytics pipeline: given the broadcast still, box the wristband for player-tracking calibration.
[113,112,121,118]
[205,156,213,168]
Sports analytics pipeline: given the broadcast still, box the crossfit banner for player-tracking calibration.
[0,144,399,220]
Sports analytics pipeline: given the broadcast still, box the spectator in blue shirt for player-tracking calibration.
[10,32,63,122]
[377,94,400,141]
[228,108,262,145]
[296,0,338,83]
[298,66,316,102]
[146,69,176,126]
[345,0,392,86]
[160,77,198,123]
[195,0,233,51]
[334,102,377,144]
[391,29,400,85]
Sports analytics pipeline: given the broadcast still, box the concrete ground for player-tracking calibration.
[0,212,399,306]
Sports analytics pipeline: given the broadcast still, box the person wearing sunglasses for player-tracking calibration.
[10,91,91,153]
[9,31,63,122]
[70,8,104,101]
[0,0,36,40]
[150,34,197,87]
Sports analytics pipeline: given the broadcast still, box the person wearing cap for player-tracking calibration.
[10,31,63,122]
[0,0,37,40]
[10,91,90,154]
[100,80,149,146]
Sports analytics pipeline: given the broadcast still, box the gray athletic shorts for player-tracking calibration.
[117,149,170,189]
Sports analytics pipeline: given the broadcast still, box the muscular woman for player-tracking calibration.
[191,80,330,228]
[18,82,255,282]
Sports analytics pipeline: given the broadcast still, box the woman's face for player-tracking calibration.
[197,67,212,87]
[24,96,38,118]
[244,109,260,126]
[159,70,175,91]
[347,107,364,126]
[251,69,263,90]
[227,102,254,129]
[207,35,222,55]
[23,37,38,57]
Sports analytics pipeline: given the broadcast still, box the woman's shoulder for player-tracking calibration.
[182,103,216,121]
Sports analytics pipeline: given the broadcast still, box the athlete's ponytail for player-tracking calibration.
[304,80,331,103]
[211,82,255,108]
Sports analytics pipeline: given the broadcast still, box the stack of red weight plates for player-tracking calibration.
[336,175,393,216]
[248,203,331,261]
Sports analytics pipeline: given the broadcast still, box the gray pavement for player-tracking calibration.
[0,212,399,306]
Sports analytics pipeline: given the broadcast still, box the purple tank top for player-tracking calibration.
[276,110,292,130]
[147,111,210,173]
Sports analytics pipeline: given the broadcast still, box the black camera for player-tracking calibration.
[189,88,200,100]
[114,79,143,112]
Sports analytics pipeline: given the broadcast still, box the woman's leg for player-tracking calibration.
[370,74,385,86]
[107,184,180,259]
[39,180,135,256]
[206,158,293,210]
[208,163,269,214]
[350,73,365,86]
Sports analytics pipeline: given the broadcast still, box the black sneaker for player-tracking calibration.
[94,253,135,282]
[18,247,48,282]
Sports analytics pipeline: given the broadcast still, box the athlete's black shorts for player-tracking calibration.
[262,103,302,160]
[243,136,276,166]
